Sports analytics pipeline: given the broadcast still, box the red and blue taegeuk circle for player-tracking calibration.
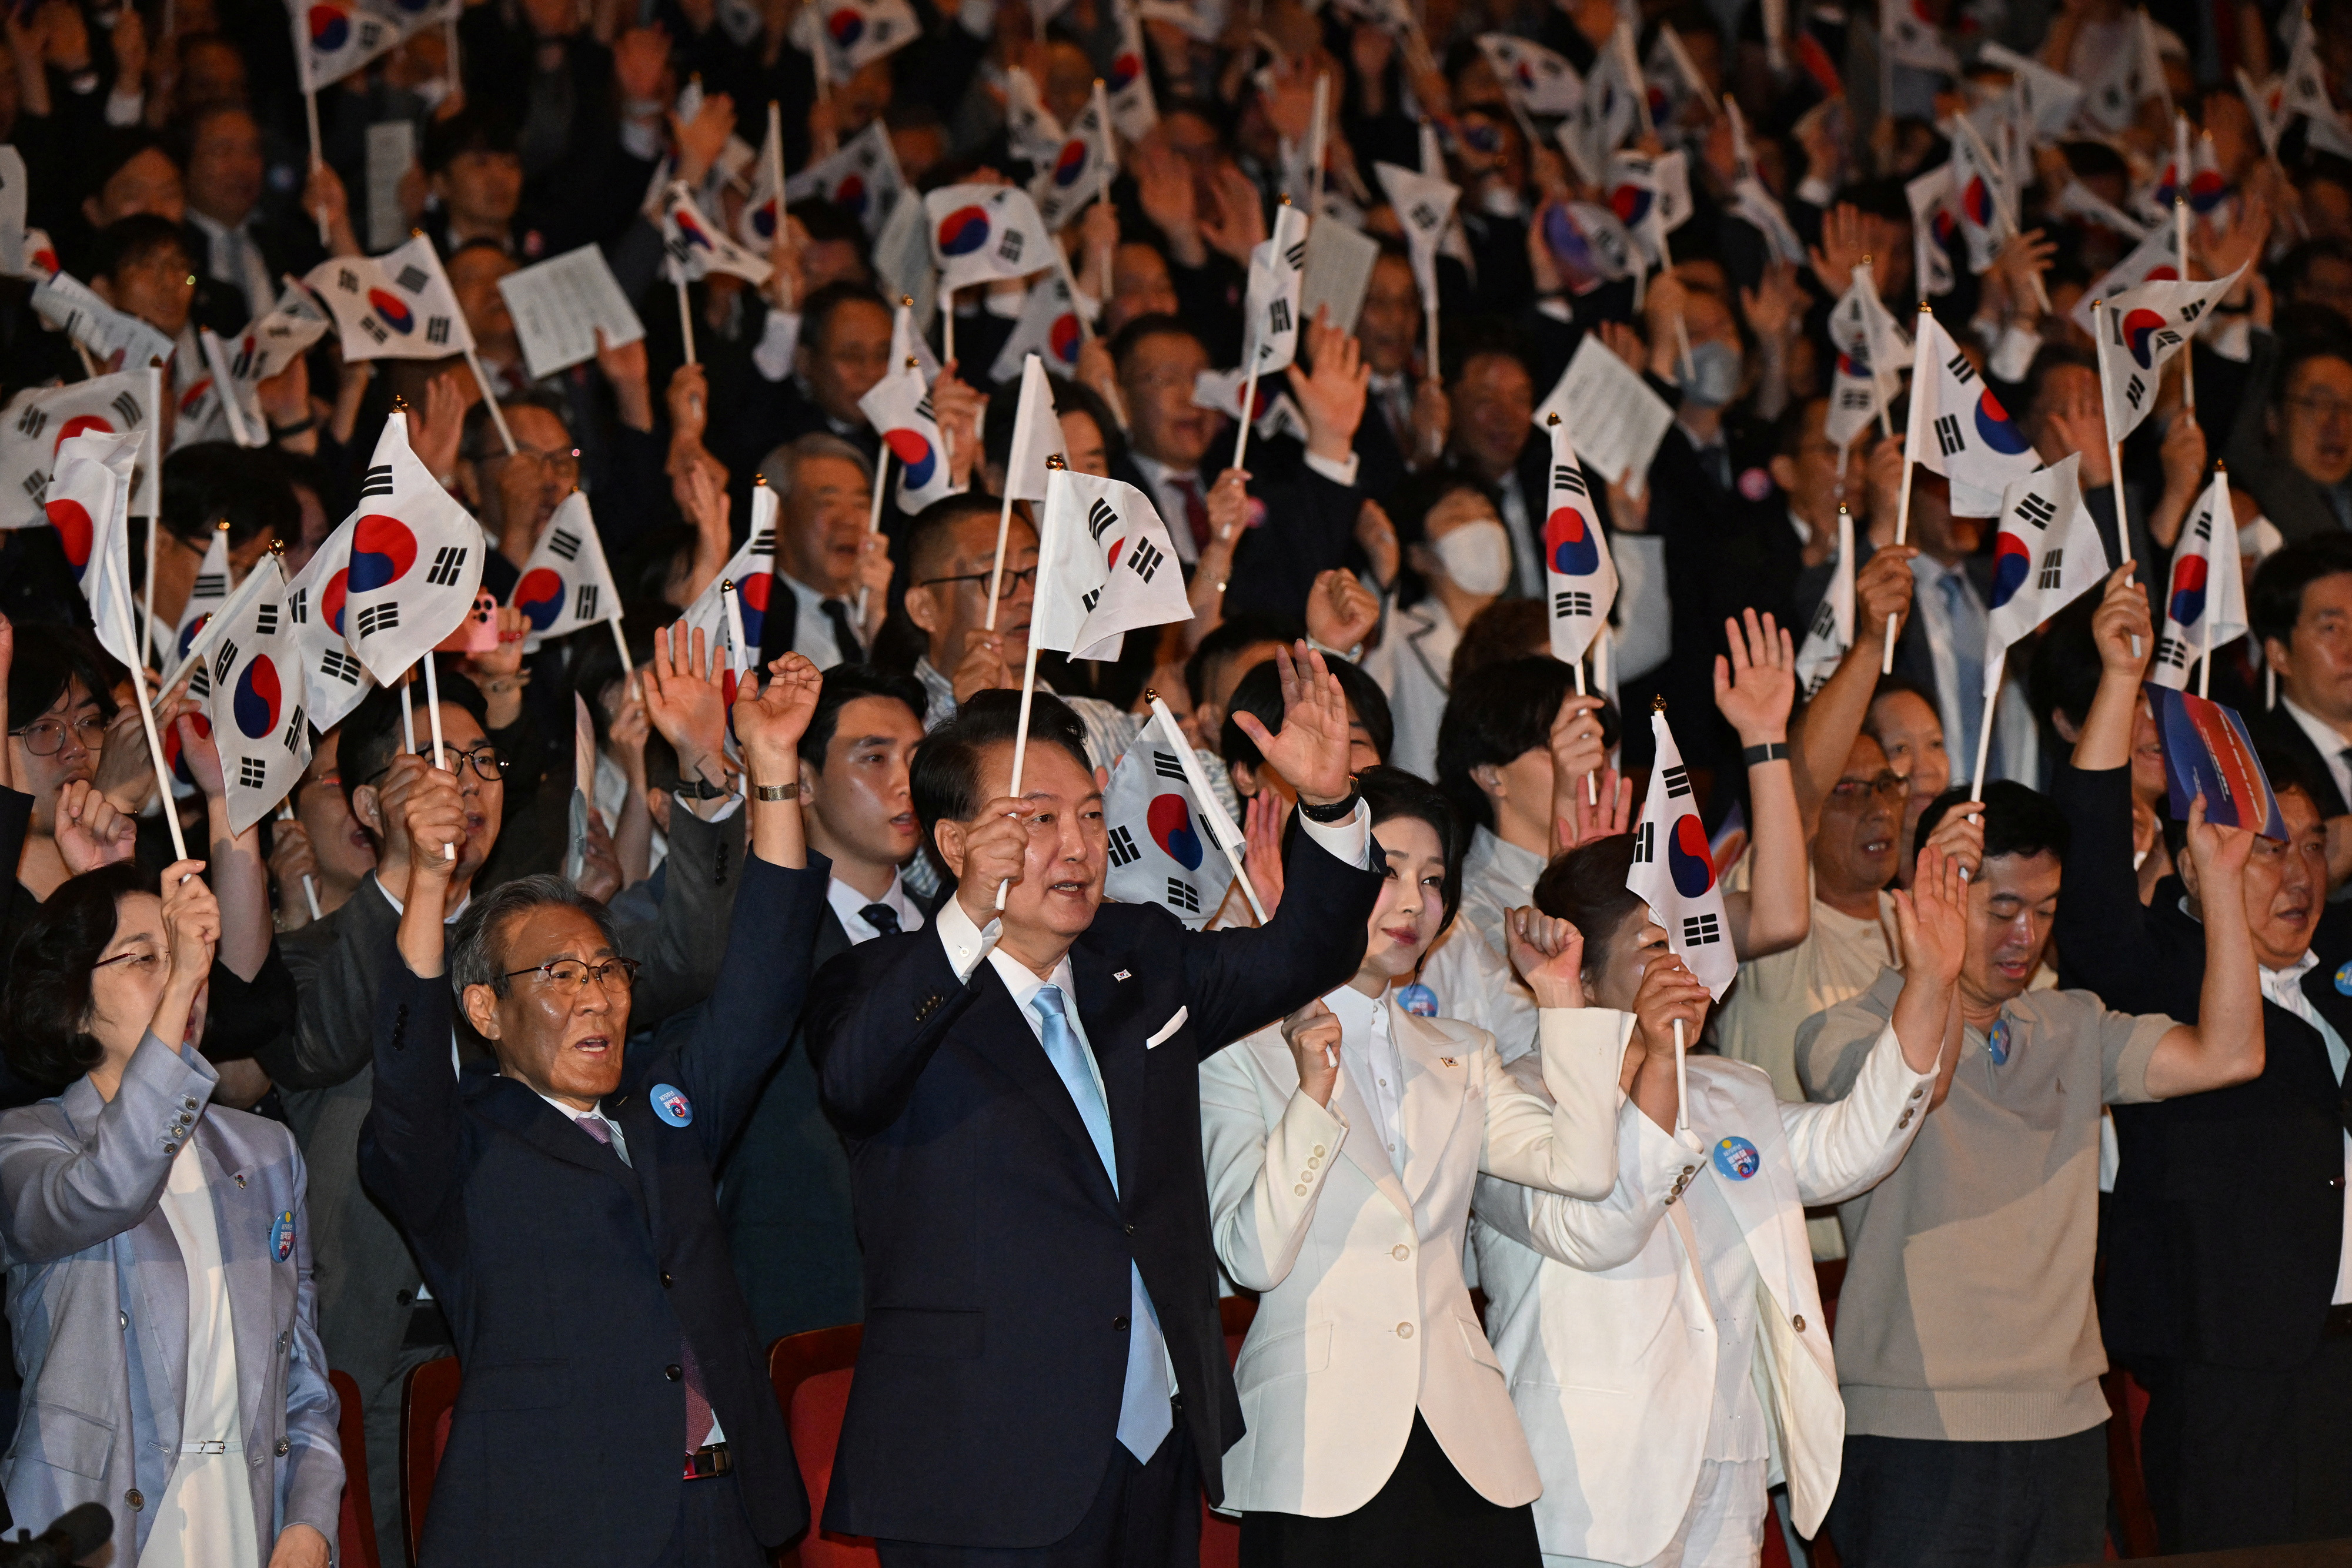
[736,571,773,647]
[234,654,283,740]
[1109,51,1143,91]
[1991,528,2033,609]
[1546,503,1600,576]
[936,205,992,255]
[1974,389,2032,454]
[1053,140,1091,188]
[176,613,209,664]
[826,6,863,44]
[1666,814,1715,898]
[2123,307,2169,370]
[675,209,714,249]
[2188,169,2227,212]
[1049,312,1083,365]
[368,289,414,334]
[1609,183,1652,228]
[515,567,567,630]
[1962,176,1995,227]
[349,515,417,593]
[46,499,91,580]
[834,175,868,220]
[2169,553,2209,626]
[749,201,779,240]
[308,2,350,49]
[883,427,937,489]
[1147,793,1204,870]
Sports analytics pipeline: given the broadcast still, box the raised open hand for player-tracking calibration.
[1893,840,1969,984]
[1713,608,1795,745]
[644,622,729,787]
[1230,642,1352,804]
[734,652,823,771]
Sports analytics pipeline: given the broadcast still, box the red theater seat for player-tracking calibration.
[397,1356,460,1567]
[770,1325,878,1568]
[328,1369,380,1568]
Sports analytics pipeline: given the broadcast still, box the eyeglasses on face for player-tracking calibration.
[917,565,1038,600]
[2286,392,2352,425]
[503,957,643,994]
[1829,773,1910,802]
[94,948,161,974]
[9,713,107,757]
[364,744,509,784]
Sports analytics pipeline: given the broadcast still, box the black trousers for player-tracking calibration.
[653,1470,767,1568]
[1823,1427,2108,1568]
[2138,1331,2352,1552]
[1237,1413,1541,1568]
[875,1425,1200,1568]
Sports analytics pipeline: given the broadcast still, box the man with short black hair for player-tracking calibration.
[2251,533,2352,818]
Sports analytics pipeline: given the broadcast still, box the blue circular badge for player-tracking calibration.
[1395,982,1439,1018]
[2334,961,2352,997]
[1711,1135,1762,1181]
[651,1084,693,1128]
[1987,1019,2012,1066]
[270,1211,295,1262]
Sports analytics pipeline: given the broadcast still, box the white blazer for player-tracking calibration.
[1198,999,1620,1519]
[1470,1012,1935,1564]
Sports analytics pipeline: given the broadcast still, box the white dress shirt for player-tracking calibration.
[2254,950,2352,1304]
[826,871,926,944]
[187,209,274,320]
[2280,695,2352,813]
[1131,453,1207,566]
[783,571,857,670]
[1322,982,1406,1175]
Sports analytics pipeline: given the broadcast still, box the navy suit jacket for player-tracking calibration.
[358,854,828,1566]
[804,827,1382,1547]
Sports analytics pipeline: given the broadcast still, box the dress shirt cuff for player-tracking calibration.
[934,885,1003,982]
[1304,449,1359,489]
[619,118,665,164]
[680,790,744,822]
[105,89,143,127]
[1796,174,1838,208]
[1297,798,1372,870]
[752,309,801,382]
[1987,322,2040,385]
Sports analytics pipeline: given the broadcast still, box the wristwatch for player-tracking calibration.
[1296,785,1359,824]
[675,775,733,801]
[753,781,803,801]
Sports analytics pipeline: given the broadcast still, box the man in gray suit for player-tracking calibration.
[255,650,747,1565]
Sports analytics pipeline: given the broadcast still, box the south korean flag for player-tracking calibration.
[1825,262,1910,450]
[785,122,907,239]
[1101,742,1225,928]
[1033,468,1191,662]
[1905,309,2040,517]
[303,236,473,362]
[1625,707,1736,999]
[2149,468,2249,690]
[48,429,143,671]
[859,356,965,513]
[338,412,486,685]
[0,372,151,527]
[679,484,780,688]
[927,184,1051,295]
[1985,455,2108,663]
[1792,509,1855,697]
[1031,88,1115,232]
[280,518,372,731]
[663,186,773,286]
[2094,265,2244,445]
[171,524,235,694]
[1372,162,1459,323]
[788,0,920,77]
[197,556,312,834]
[1540,413,1616,666]
[213,279,333,437]
[1240,202,1309,374]
[512,491,624,651]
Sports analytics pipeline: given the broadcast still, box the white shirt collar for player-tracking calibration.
[826,871,925,943]
[2280,693,2352,766]
[372,872,471,924]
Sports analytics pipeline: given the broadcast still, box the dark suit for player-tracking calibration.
[2052,761,2352,1549]
[2250,701,2352,818]
[359,851,828,1565]
[1111,436,1363,624]
[804,825,1383,1553]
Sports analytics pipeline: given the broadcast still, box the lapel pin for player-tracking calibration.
[1438,1057,1458,1068]
[1114,970,1131,981]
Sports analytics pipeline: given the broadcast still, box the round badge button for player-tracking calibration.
[270,1211,296,1262]
[1395,982,1439,1018]
[652,1084,694,1127]
[1711,1135,1761,1181]
[1987,1018,2012,1066]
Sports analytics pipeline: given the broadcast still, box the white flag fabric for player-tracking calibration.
[1477,34,1583,116]
[200,556,312,834]
[1418,121,1480,283]
[1373,161,1460,316]
[48,429,142,670]
[2052,178,2150,239]
[2150,469,2248,688]
[2240,65,2288,156]
[1985,455,2106,667]
[0,372,152,528]
[1793,509,1855,697]
[1977,42,2087,138]
[1825,264,1910,449]
[171,525,234,678]
[1576,25,1645,168]
[31,272,175,375]
[1606,150,1692,266]
[1949,134,2007,273]
[512,491,624,651]
[1906,310,2040,517]
[1882,0,1957,72]
[888,295,943,385]
[1106,2,1159,139]
[1003,66,1067,169]
[294,0,458,93]
[1031,90,1116,232]
[280,521,370,731]
[1240,203,1309,373]
[1645,25,1713,124]
[789,0,920,76]
[1540,416,1616,664]
[2094,266,2242,444]
[1906,163,1958,296]
[989,271,1087,382]
[663,187,773,286]
[678,487,780,667]
[1033,468,1190,661]
[2285,19,2333,119]
[738,112,786,250]
[1102,738,1223,927]
[2069,222,2183,335]
[304,236,475,362]
[1728,165,1804,265]
[216,279,334,434]
[340,413,486,684]
[927,185,1050,294]
[860,358,965,512]
[1002,355,1065,503]
[785,122,907,239]
[1626,710,1736,998]
[1192,367,1310,444]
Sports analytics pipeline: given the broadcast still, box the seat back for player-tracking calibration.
[2103,1367,2159,1557]
[328,1369,380,1568]
[398,1356,462,1567]
[1199,1296,1258,1568]
[768,1325,876,1568]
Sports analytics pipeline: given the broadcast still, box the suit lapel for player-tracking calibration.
[1327,1042,1415,1222]
[1391,1005,1469,1206]
[470,1076,636,1187]
[960,968,1121,1213]
[1689,1066,1780,1249]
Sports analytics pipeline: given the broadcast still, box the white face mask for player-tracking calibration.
[1432,519,1512,596]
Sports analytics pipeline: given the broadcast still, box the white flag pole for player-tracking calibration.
[2175,196,2197,416]
[1972,644,2003,799]
[1571,638,1596,804]
[1673,1018,1688,1133]
[676,272,698,367]
[142,363,162,666]
[1147,694,1266,921]
[105,564,188,862]
[942,286,956,366]
[997,457,1070,910]
[278,800,322,920]
[422,656,455,860]
[460,350,517,454]
[856,422,894,630]
[303,89,329,246]
[608,611,639,702]
[400,667,416,753]
[1232,353,1262,472]
[2092,302,2139,656]
[1886,304,1930,673]
[985,355,1044,630]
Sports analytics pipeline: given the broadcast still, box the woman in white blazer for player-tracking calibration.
[1468,836,1969,1568]
[1198,767,1622,1567]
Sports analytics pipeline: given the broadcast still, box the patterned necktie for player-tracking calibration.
[576,1113,714,1451]
[1170,476,1210,551]
[1032,987,1175,1461]
[861,902,901,937]
[821,599,866,664]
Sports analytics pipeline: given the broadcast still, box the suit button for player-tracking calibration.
[1308,1156,1321,1169]
[1897,1111,1913,1128]
[275,1437,291,1456]
[662,1271,674,1286]
[278,1332,290,1350]
[1909,1088,1925,1101]
[396,1289,414,1306]
[1293,1183,1307,1195]
[1392,1245,1409,1261]
[1113,1316,1130,1330]
[1311,1145,1326,1158]
[1124,1222,1136,1235]
[125,1490,143,1510]
[665,1365,682,1382]
[1793,1315,1808,1332]
[1681,1166,1696,1177]
[233,1174,246,1188]
[161,1143,177,1156]
[119,1312,128,1329]
[1396,1323,1414,1339]
[182,1097,198,1112]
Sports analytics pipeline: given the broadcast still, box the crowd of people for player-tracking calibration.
[0,0,2348,1561]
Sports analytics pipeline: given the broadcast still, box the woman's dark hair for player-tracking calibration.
[1,862,151,1087]
[1357,764,1463,936]
[1534,834,1643,982]
[1435,656,1588,831]
[1451,600,1551,685]
[1218,656,1394,772]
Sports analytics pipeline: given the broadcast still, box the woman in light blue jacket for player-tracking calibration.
[0,861,340,1567]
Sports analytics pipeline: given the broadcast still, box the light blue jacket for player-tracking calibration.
[0,1035,343,1563]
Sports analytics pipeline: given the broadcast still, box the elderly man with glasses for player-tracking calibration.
[2236,338,2352,544]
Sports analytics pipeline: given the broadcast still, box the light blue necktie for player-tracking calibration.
[1033,986,1175,1462]
[1940,572,1986,779]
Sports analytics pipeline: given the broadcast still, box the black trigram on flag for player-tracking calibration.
[2015,492,2056,530]
[425,546,467,587]
[749,529,774,552]
[1632,821,1656,861]
[1283,239,1306,269]
[2122,373,2147,413]
[189,666,211,698]
[1946,352,1976,386]
[395,265,430,293]
[1080,586,1103,613]
[335,267,361,293]
[193,572,226,599]
[1934,414,1965,456]
[18,471,43,499]
[548,529,582,561]
[1409,201,1439,230]
[1167,877,1201,914]
[1153,751,1186,781]
[1267,299,1292,336]
[282,705,306,753]
[1554,590,1593,619]
[1663,764,1692,798]
[253,602,279,636]
[1810,599,1838,640]
[356,603,400,636]
[574,584,599,620]
[1085,497,1117,541]
[1125,539,1165,582]
[1551,464,1587,496]
[425,317,451,346]
[287,588,308,624]
[359,464,394,498]
[320,648,363,684]
[995,230,1024,264]
[1682,912,1723,945]
[359,318,389,345]
[1107,824,1141,867]
[212,639,240,684]
[1838,387,1873,412]
[2036,550,2064,590]
[2153,636,2190,670]
[238,757,267,788]
[13,405,44,436]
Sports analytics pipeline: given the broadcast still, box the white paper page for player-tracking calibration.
[1299,219,1380,335]
[1535,336,1676,498]
[0,148,27,279]
[365,120,417,256]
[497,246,647,380]
[31,272,174,373]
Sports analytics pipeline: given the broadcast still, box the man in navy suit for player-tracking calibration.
[359,654,829,1568]
[806,648,1385,1566]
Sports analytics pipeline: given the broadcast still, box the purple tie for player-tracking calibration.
[575,1112,714,1451]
